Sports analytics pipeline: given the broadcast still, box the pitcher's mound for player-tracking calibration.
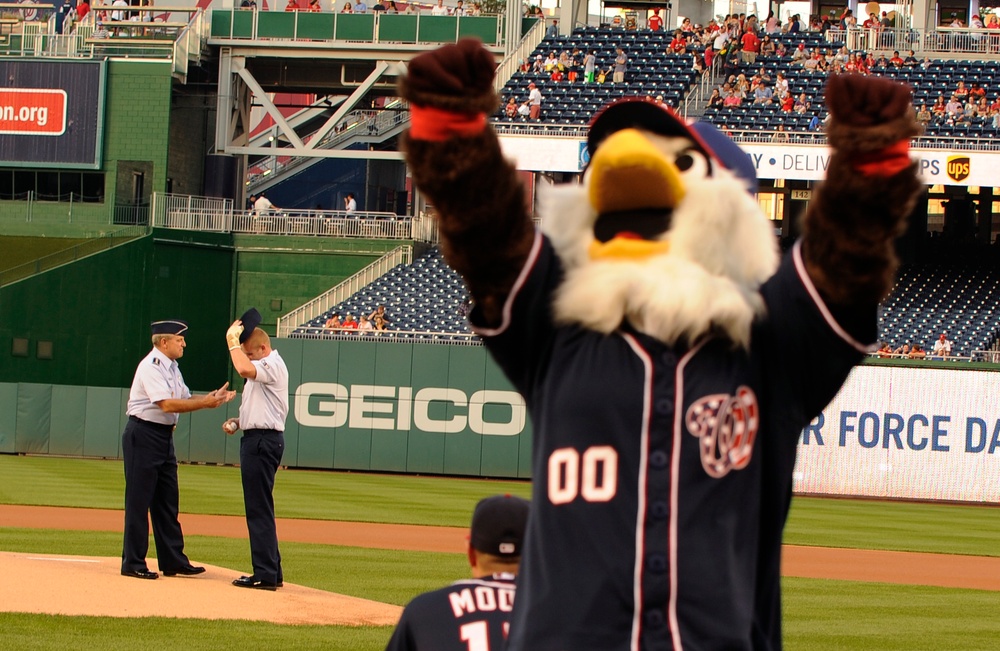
[0,551,402,626]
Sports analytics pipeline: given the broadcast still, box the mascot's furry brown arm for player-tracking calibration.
[400,39,534,324]
[802,73,923,306]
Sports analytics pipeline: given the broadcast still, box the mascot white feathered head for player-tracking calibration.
[541,98,780,349]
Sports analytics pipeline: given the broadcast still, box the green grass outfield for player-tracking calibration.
[1,454,999,650]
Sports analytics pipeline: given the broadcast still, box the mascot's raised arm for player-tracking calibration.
[400,37,922,651]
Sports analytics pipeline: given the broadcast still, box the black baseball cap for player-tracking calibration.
[587,97,758,191]
[238,307,262,344]
[470,494,530,557]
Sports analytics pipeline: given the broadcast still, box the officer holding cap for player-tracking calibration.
[121,319,236,580]
[223,308,289,591]
[386,494,530,651]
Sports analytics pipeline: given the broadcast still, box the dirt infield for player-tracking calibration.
[2,504,999,625]
[0,551,402,626]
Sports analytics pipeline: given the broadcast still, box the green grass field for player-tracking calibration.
[1,454,998,650]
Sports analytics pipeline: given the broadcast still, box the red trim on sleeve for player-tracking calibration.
[852,139,911,177]
[409,104,487,141]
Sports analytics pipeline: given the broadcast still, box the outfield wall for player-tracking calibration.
[2,340,999,498]
[794,364,1000,503]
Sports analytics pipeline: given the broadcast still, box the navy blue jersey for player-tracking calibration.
[385,574,517,651]
[471,234,873,651]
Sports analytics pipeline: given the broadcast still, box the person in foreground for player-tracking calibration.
[224,308,289,591]
[399,38,923,650]
[122,319,235,580]
[385,494,530,651]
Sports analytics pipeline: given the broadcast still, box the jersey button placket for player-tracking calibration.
[642,350,676,646]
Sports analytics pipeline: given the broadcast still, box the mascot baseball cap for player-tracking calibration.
[587,98,758,191]
[238,307,262,344]
[470,494,530,557]
[150,320,188,336]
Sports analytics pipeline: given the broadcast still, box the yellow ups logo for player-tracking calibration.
[946,156,971,182]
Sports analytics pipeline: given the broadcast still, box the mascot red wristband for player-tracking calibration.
[853,140,912,177]
[410,104,487,141]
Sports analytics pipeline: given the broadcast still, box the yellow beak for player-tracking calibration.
[588,128,685,214]
[587,128,685,260]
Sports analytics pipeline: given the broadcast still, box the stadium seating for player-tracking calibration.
[702,54,1000,142]
[292,245,1000,359]
[293,248,474,339]
[495,27,705,126]
[878,265,1000,358]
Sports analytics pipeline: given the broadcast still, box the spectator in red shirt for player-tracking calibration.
[889,50,904,67]
[341,313,359,329]
[647,8,663,31]
[741,29,760,64]
[668,30,687,53]
[76,0,90,20]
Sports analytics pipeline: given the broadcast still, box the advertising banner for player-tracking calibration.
[0,60,106,168]
[794,365,1000,502]
[498,134,1000,188]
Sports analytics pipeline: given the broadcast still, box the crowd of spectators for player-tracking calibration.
[323,304,391,334]
[240,0,484,13]
[875,333,956,359]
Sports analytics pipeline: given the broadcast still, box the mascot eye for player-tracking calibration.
[674,149,711,177]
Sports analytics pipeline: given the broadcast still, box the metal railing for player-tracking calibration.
[151,193,234,230]
[825,26,1000,56]
[112,204,150,225]
[493,17,546,96]
[232,212,412,238]
[0,223,149,286]
[209,10,505,48]
[290,325,482,345]
[172,8,209,81]
[276,244,412,338]
[1,7,201,59]
[409,212,439,245]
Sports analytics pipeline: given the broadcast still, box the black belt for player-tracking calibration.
[128,415,175,433]
[243,428,282,435]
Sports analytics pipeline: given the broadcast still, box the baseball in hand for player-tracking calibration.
[224,420,238,434]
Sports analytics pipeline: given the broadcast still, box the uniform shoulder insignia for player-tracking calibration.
[152,358,160,365]
[261,361,269,369]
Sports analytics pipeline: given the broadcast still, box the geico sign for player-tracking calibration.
[294,383,527,436]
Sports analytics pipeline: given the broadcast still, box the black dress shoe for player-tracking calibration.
[121,569,159,580]
[232,575,279,591]
[162,565,206,577]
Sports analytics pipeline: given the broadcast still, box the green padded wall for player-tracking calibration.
[296,12,336,39]
[335,13,375,40]
[257,11,297,39]
[211,9,232,36]
[235,248,383,333]
[417,16,459,43]
[457,16,499,45]
[0,382,17,453]
[233,9,255,37]
[15,383,52,453]
[0,236,154,388]
[378,14,418,43]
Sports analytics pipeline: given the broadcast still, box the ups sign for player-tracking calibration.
[946,156,971,182]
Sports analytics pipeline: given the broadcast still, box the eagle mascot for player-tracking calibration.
[399,38,922,651]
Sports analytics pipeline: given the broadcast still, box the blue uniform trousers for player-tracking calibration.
[121,416,192,573]
[240,429,284,583]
